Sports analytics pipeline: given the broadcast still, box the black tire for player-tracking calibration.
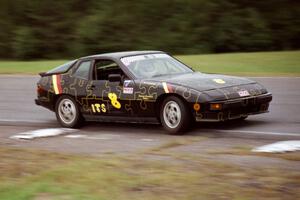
[240,116,248,120]
[235,116,248,121]
[55,95,83,128]
[160,96,192,135]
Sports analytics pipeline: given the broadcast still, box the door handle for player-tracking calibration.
[87,85,95,90]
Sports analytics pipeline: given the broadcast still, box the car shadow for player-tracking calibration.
[82,121,165,135]
[81,118,270,136]
[195,119,268,130]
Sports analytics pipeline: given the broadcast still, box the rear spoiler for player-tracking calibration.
[39,72,47,77]
[39,72,64,77]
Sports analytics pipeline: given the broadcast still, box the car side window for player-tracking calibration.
[74,61,91,80]
[93,60,125,80]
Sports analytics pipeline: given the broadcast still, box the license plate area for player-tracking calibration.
[238,90,250,97]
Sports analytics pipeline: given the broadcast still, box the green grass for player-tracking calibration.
[0,51,299,76]
[177,50,300,76]
[1,147,300,200]
[0,60,68,74]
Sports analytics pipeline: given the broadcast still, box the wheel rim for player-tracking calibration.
[163,100,181,129]
[58,99,76,124]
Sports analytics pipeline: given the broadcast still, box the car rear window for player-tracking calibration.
[47,60,77,74]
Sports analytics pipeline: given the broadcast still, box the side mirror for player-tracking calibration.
[108,74,121,82]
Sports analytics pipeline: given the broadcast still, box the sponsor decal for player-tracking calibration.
[138,95,154,100]
[213,79,226,84]
[108,92,121,109]
[238,90,250,97]
[52,74,62,94]
[124,80,132,87]
[162,82,173,93]
[91,103,107,113]
[123,87,134,94]
[142,81,156,86]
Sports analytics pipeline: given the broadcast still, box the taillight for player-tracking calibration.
[37,85,43,95]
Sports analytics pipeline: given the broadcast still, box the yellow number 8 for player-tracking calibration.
[108,93,121,109]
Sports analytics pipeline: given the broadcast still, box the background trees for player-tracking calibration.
[0,0,299,59]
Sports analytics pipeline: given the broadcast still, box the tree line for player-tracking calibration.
[0,0,299,59]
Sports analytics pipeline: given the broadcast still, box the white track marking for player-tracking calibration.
[141,138,154,142]
[252,140,300,153]
[249,77,300,79]
[213,129,300,137]
[84,136,111,140]
[0,119,52,123]
[65,134,86,138]
[10,128,76,140]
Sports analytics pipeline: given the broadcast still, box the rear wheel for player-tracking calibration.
[160,96,192,135]
[55,95,83,128]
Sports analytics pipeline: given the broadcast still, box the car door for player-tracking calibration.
[85,59,136,117]
[68,59,93,115]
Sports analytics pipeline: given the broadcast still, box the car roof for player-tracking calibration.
[81,50,164,60]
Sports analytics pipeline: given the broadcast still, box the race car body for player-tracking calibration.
[35,51,272,134]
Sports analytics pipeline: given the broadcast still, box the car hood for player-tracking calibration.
[149,72,256,92]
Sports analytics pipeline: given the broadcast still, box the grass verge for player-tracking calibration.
[178,50,300,76]
[0,51,299,76]
[0,147,299,199]
[0,60,68,74]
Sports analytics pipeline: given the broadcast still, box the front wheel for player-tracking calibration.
[55,95,83,128]
[233,116,248,121]
[160,96,192,135]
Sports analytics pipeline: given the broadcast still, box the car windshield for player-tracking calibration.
[120,53,193,79]
[47,60,77,74]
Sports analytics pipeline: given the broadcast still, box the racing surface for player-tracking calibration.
[0,75,300,156]
[0,75,300,135]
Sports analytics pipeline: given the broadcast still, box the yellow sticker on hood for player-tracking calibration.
[213,79,226,84]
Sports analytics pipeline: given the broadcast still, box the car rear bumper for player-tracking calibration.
[35,99,41,106]
[35,98,54,111]
[195,93,272,122]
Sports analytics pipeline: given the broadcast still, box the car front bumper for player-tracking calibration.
[195,93,272,122]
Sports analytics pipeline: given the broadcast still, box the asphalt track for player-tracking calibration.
[0,75,299,137]
[1,76,299,199]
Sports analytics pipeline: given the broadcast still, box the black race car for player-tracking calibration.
[35,51,272,134]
